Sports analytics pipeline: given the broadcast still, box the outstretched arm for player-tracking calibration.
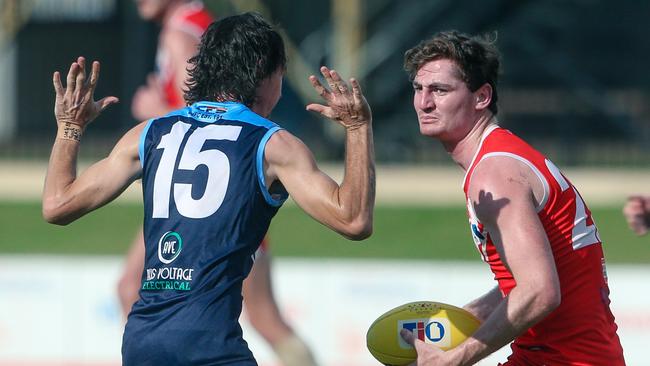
[265,67,375,240]
[42,57,142,225]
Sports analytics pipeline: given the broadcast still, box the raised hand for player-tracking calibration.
[52,56,119,130]
[623,195,650,236]
[306,66,371,130]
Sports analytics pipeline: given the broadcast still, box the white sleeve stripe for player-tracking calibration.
[545,159,570,192]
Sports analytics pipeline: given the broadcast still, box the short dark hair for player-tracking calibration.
[404,30,500,114]
[184,12,286,106]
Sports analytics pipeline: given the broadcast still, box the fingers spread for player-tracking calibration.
[53,71,64,96]
[350,78,363,102]
[65,62,79,97]
[321,66,340,96]
[98,96,119,112]
[309,75,329,100]
[74,62,87,101]
[330,69,349,94]
[306,103,336,120]
[89,61,100,88]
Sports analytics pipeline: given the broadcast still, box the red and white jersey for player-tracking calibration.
[156,1,214,108]
[463,126,625,365]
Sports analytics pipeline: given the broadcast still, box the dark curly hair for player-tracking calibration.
[184,12,286,107]
[404,30,500,114]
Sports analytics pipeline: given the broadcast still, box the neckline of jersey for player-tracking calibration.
[191,100,246,112]
[461,123,500,189]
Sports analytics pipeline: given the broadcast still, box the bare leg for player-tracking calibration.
[242,250,318,366]
[116,228,145,319]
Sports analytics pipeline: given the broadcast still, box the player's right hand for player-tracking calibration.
[623,195,650,236]
[306,66,371,130]
[131,73,168,121]
[53,56,119,129]
[400,329,455,366]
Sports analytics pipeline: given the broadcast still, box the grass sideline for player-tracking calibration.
[1,201,648,263]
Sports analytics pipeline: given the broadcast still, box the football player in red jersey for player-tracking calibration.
[399,31,625,366]
[121,2,318,364]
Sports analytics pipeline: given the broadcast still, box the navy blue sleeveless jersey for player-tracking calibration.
[122,101,287,365]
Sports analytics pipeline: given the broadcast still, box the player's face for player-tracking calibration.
[412,59,478,142]
[255,68,284,118]
[134,0,173,21]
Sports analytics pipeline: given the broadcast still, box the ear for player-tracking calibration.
[474,83,493,111]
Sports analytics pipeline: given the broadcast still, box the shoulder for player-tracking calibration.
[122,120,149,145]
[111,120,149,162]
[264,130,315,172]
[469,154,534,191]
[467,154,540,222]
[264,130,313,168]
[261,130,317,188]
[160,27,201,55]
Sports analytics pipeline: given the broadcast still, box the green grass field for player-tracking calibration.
[1,201,648,263]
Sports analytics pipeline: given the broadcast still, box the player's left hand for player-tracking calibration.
[53,56,119,129]
[306,66,371,130]
[401,329,457,366]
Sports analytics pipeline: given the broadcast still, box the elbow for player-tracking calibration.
[534,284,561,318]
[544,287,562,312]
[342,219,373,241]
[42,210,70,226]
[42,200,71,226]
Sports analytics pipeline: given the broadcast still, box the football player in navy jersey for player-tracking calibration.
[43,12,374,365]
[124,2,318,365]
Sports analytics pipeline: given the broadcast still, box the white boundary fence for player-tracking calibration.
[0,256,647,365]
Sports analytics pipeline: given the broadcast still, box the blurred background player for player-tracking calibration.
[399,31,625,365]
[622,195,650,236]
[130,0,212,120]
[120,1,317,364]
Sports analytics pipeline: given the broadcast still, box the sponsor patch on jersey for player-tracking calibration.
[142,231,194,292]
[471,223,486,241]
[158,231,183,264]
[196,105,227,113]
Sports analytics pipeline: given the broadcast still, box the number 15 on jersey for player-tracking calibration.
[152,121,242,219]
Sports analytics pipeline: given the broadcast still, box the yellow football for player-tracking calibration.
[366,301,481,366]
